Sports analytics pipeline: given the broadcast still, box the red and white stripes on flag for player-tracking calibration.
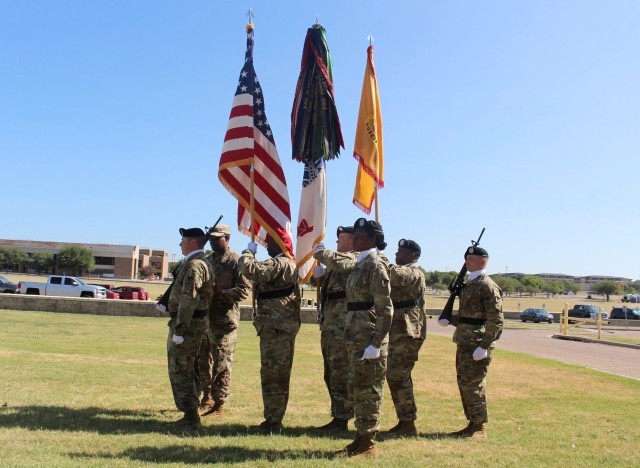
[218,25,294,258]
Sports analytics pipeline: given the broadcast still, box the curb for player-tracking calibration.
[552,334,640,350]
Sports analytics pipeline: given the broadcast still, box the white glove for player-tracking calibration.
[438,318,449,327]
[472,346,488,361]
[313,243,325,253]
[155,302,167,312]
[247,241,258,254]
[312,265,326,278]
[360,345,381,360]
[172,334,184,345]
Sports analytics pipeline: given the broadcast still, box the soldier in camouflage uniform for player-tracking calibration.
[238,236,301,434]
[439,246,503,439]
[330,218,392,458]
[312,225,357,432]
[385,239,427,437]
[164,227,214,430]
[198,224,250,416]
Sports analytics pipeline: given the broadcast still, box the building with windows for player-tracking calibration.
[0,239,169,280]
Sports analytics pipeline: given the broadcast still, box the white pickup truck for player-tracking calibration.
[17,276,107,299]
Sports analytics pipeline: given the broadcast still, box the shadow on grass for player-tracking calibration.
[71,444,334,464]
[0,405,353,441]
[0,405,173,434]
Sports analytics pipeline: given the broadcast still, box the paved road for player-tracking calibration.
[427,318,640,380]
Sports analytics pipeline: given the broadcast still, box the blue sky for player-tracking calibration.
[1,1,638,279]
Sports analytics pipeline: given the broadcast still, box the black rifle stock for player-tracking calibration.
[438,228,485,322]
[157,215,223,311]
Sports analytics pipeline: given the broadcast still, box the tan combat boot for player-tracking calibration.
[317,418,348,432]
[465,423,487,440]
[385,420,417,437]
[175,409,202,431]
[335,434,361,455]
[198,392,215,414]
[449,421,474,437]
[349,432,378,458]
[202,399,225,417]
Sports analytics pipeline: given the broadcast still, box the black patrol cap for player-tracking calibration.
[465,246,489,258]
[353,218,384,235]
[398,239,421,257]
[179,227,206,238]
[337,225,355,237]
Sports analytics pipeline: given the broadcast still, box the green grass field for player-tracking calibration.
[0,309,638,467]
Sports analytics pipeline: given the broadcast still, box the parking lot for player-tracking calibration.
[427,317,640,380]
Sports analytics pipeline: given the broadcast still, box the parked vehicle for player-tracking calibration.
[89,284,120,299]
[521,308,554,323]
[568,304,600,319]
[112,287,139,300]
[610,307,640,320]
[17,276,107,299]
[621,294,639,303]
[130,287,149,301]
[0,275,18,293]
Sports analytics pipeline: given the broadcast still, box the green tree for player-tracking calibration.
[57,246,95,276]
[0,247,29,271]
[492,275,520,296]
[521,275,544,296]
[560,280,580,294]
[592,281,618,301]
[541,280,562,298]
[139,265,155,280]
[30,252,54,273]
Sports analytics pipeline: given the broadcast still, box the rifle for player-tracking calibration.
[438,228,485,322]
[157,215,223,311]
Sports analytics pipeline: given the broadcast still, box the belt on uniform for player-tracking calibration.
[170,309,208,320]
[347,301,374,311]
[257,285,295,300]
[393,299,417,309]
[326,291,347,301]
[458,317,486,325]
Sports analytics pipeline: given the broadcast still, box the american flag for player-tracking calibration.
[218,25,294,258]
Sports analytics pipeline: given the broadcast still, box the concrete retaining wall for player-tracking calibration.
[2,294,638,327]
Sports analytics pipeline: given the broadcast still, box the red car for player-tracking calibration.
[89,284,120,300]
[112,287,139,300]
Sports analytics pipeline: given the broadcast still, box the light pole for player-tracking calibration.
[506,266,508,276]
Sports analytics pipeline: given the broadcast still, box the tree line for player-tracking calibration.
[417,269,639,299]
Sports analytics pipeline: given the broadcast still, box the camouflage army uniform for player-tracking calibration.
[238,251,301,424]
[451,273,503,425]
[314,249,358,422]
[344,250,393,435]
[198,248,250,404]
[167,252,214,413]
[387,263,427,422]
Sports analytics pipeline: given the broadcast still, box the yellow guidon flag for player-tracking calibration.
[353,44,383,215]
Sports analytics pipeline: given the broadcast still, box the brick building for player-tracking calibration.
[0,239,169,280]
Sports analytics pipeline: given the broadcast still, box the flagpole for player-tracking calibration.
[374,182,379,222]
[246,10,257,317]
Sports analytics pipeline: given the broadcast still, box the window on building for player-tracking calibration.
[95,256,115,266]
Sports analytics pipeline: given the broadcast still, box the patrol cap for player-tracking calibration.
[465,246,489,258]
[209,224,231,238]
[353,218,384,235]
[337,225,355,237]
[398,239,421,257]
[179,227,206,238]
